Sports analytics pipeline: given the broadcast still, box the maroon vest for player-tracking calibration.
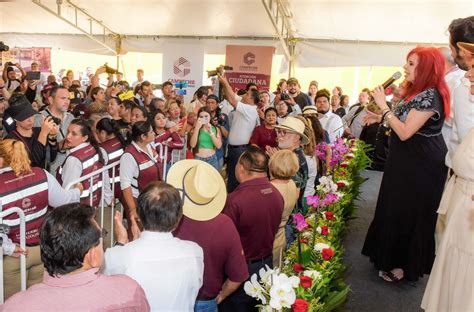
[100,137,124,199]
[0,167,49,245]
[124,143,161,194]
[57,144,103,206]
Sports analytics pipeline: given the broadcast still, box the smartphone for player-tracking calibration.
[176,89,187,96]
[25,71,41,81]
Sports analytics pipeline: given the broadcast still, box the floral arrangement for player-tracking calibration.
[245,139,371,311]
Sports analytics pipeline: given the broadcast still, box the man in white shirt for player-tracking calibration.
[315,89,344,142]
[342,89,371,139]
[445,17,474,168]
[132,69,145,89]
[218,75,260,192]
[104,181,204,312]
[439,47,466,145]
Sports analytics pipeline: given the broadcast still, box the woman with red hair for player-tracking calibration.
[362,47,450,283]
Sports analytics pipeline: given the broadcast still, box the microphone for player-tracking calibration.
[379,71,402,90]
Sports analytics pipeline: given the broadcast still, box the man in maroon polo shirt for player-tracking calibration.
[169,160,249,312]
[222,145,284,311]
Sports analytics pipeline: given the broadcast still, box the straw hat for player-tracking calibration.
[302,106,318,115]
[274,116,309,145]
[457,42,474,55]
[166,160,227,221]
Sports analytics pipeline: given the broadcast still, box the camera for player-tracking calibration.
[50,116,62,126]
[207,65,233,78]
[104,63,122,76]
[0,42,9,52]
[280,93,290,101]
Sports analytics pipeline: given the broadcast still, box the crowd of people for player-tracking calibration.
[0,15,473,312]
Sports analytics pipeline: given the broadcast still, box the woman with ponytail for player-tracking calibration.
[0,139,82,299]
[119,120,161,224]
[57,118,109,207]
[362,47,450,283]
[97,117,127,200]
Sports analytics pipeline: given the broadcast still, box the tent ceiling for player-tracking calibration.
[2,0,471,42]
[1,0,472,67]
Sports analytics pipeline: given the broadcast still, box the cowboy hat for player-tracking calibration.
[457,42,474,55]
[166,160,227,221]
[274,116,309,145]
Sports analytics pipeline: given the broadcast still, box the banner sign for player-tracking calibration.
[162,43,204,103]
[225,45,275,92]
[1,47,52,72]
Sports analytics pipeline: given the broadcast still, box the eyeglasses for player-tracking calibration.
[276,129,296,137]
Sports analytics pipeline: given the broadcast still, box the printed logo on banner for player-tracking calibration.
[243,52,255,65]
[173,57,191,77]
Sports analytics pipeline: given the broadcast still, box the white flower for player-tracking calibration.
[302,231,313,239]
[259,265,275,287]
[314,242,330,252]
[269,273,297,309]
[244,274,267,304]
[260,305,273,312]
[304,270,322,280]
[317,175,338,194]
[289,276,300,288]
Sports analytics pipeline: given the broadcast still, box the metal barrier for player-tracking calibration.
[0,207,27,304]
[64,144,169,247]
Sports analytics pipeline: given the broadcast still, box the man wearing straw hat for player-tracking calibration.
[223,145,284,311]
[170,160,249,312]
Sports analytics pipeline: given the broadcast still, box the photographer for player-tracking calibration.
[2,62,26,94]
[34,86,74,174]
[5,93,58,168]
[189,107,222,170]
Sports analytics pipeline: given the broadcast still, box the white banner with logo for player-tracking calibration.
[162,43,204,103]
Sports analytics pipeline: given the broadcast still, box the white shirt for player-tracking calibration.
[319,111,344,143]
[303,155,317,198]
[119,141,157,198]
[446,77,474,168]
[228,101,260,146]
[60,143,111,205]
[103,231,204,312]
[442,67,466,144]
[342,105,368,139]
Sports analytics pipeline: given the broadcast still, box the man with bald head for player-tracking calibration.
[438,46,465,144]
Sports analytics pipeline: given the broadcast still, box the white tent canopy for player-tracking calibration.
[1,0,473,67]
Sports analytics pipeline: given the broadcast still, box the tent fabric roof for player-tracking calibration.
[1,0,472,66]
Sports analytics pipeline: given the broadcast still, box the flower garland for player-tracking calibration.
[245,139,371,311]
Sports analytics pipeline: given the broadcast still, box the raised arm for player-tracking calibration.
[218,75,238,108]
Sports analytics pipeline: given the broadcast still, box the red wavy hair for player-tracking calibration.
[403,47,451,119]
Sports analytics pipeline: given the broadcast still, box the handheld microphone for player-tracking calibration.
[379,71,402,90]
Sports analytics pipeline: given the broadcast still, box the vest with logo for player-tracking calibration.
[124,143,161,195]
[57,144,103,206]
[100,137,124,199]
[0,167,49,245]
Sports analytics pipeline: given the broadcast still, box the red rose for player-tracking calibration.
[320,225,329,236]
[322,248,335,261]
[299,237,308,244]
[292,298,310,312]
[293,263,304,273]
[346,155,354,160]
[336,182,346,189]
[325,211,334,220]
[299,276,313,289]
[341,163,348,168]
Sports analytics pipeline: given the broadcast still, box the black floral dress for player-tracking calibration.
[362,88,448,281]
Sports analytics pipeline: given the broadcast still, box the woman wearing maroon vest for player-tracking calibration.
[57,119,108,207]
[0,139,82,299]
[120,120,162,223]
[97,118,127,200]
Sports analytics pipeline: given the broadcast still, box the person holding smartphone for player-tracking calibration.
[189,107,222,170]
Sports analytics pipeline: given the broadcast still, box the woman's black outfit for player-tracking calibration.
[6,127,57,168]
[362,88,448,281]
